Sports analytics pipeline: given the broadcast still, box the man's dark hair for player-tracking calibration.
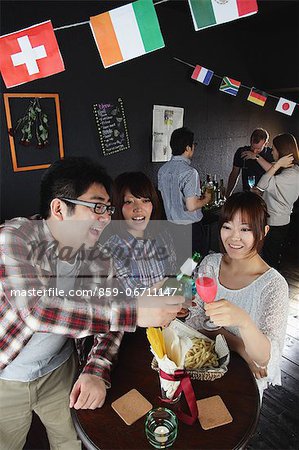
[170,127,194,156]
[250,128,269,145]
[40,157,112,219]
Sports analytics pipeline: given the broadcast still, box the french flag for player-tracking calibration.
[191,65,214,86]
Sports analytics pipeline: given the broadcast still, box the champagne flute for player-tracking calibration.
[194,265,221,331]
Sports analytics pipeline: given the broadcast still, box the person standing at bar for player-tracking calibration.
[157,127,211,256]
[226,128,274,197]
[256,133,299,269]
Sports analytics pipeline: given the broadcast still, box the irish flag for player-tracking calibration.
[90,0,164,68]
[189,0,258,31]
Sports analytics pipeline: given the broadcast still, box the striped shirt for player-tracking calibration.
[95,228,177,382]
[158,156,203,224]
[104,230,177,290]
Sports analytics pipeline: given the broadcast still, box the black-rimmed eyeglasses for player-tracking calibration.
[61,198,115,216]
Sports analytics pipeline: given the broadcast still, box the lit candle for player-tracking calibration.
[154,425,169,443]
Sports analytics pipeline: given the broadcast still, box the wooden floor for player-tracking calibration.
[24,245,299,450]
[247,244,299,450]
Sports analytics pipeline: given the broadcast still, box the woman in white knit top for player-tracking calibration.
[187,192,289,399]
[256,133,299,269]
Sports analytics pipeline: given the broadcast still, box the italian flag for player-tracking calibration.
[189,0,258,31]
[90,0,164,68]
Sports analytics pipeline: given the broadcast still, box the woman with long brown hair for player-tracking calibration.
[256,133,299,269]
[105,171,176,289]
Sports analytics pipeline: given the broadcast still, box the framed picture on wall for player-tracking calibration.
[3,93,64,172]
[93,97,130,157]
[152,105,184,162]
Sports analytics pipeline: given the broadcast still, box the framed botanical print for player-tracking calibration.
[3,93,64,172]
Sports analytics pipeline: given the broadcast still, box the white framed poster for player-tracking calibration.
[152,105,184,162]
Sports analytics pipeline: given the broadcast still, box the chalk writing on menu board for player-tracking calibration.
[93,98,130,156]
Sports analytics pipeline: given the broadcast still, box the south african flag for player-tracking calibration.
[219,76,241,96]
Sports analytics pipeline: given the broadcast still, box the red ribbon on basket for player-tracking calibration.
[159,369,198,425]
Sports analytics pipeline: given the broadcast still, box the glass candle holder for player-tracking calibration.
[145,407,178,449]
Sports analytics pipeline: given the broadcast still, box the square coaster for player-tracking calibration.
[111,389,153,426]
[197,395,233,430]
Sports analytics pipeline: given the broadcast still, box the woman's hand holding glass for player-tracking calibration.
[194,265,220,331]
[204,299,251,329]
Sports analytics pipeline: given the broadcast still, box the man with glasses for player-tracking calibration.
[0,157,183,450]
[60,197,116,215]
[158,127,211,256]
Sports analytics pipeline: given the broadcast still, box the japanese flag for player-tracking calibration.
[275,98,296,116]
[0,21,64,88]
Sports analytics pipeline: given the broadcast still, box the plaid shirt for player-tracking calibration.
[104,231,177,290]
[94,229,177,382]
[0,218,136,386]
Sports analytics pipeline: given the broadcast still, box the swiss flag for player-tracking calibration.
[0,21,64,88]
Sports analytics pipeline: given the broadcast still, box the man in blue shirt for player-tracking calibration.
[158,127,211,256]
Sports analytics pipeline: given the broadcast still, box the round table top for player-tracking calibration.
[73,328,260,450]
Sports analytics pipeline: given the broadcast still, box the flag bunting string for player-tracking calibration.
[53,0,167,31]
[173,57,299,105]
[0,0,297,117]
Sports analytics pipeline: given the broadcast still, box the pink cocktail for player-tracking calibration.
[194,265,220,331]
[195,276,217,303]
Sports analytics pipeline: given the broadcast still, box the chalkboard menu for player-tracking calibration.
[93,98,130,156]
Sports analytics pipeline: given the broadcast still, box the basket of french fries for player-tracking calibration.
[151,319,230,381]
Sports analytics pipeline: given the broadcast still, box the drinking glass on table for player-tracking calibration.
[248,175,256,189]
[194,264,221,331]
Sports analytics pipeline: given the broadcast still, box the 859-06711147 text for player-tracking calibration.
[9,287,179,299]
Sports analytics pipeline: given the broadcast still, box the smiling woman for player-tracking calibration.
[104,171,176,290]
[122,191,153,238]
[219,190,269,256]
[186,192,289,399]
[112,172,161,222]
[86,172,179,400]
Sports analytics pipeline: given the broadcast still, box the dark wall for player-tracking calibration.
[1,0,298,221]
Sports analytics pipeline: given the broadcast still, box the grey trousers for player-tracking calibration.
[0,353,82,450]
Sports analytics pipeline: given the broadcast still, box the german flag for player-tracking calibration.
[247,88,268,107]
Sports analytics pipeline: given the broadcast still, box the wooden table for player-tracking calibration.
[73,328,260,450]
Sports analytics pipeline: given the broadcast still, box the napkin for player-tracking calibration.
[150,327,193,400]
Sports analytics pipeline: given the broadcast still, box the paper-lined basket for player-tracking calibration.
[151,319,230,381]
